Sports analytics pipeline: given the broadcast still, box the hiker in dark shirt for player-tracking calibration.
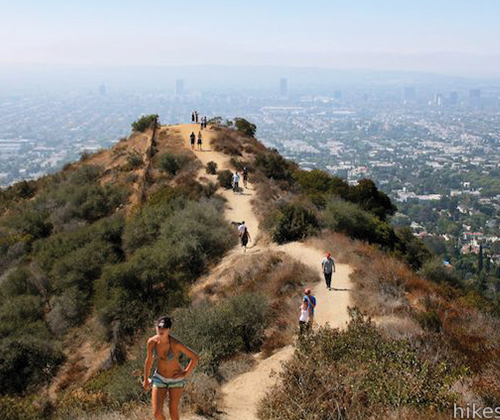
[189,132,195,150]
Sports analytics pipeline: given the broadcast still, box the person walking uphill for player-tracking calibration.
[299,297,310,335]
[322,252,336,290]
[143,317,198,420]
[232,171,240,193]
[189,132,195,150]
[304,288,316,327]
[197,132,202,150]
[240,224,251,252]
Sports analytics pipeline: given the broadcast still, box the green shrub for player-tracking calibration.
[94,250,188,338]
[122,199,176,254]
[35,214,124,274]
[83,355,146,406]
[0,295,50,339]
[270,203,319,244]
[234,118,257,137]
[217,170,233,189]
[47,287,89,336]
[131,115,158,132]
[321,197,397,248]
[419,260,461,287]
[0,337,65,395]
[393,227,432,270]
[206,161,218,174]
[258,309,465,419]
[173,293,269,374]
[3,209,53,241]
[126,151,143,169]
[158,153,190,176]
[0,268,39,298]
[416,309,442,332]
[0,395,47,420]
[348,179,397,221]
[255,152,296,183]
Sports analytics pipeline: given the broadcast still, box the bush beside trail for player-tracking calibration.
[258,309,465,420]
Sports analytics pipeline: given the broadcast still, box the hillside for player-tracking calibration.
[1,117,500,420]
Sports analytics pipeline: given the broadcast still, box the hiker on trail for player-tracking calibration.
[191,112,195,123]
[189,132,195,150]
[232,171,240,193]
[242,167,249,188]
[238,221,251,252]
[299,297,310,335]
[195,112,199,124]
[304,289,316,327]
[203,116,208,129]
[143,316,198,420]
[238,221,246,236]
[197,132,202,150]
[322,252,336,290]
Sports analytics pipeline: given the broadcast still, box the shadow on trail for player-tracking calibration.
[330,287,350,292]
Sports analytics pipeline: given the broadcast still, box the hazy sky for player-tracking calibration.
[1,0,500,77]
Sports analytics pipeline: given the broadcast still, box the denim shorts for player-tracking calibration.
[151,372,186,388]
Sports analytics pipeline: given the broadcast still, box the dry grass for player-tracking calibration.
[311,231,500,408]
[196,250,320,356]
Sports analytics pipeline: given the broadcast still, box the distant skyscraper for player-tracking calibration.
[280,78,288,96]
[99,84,106,96]
[404,87,416,102]
[434,93,442,106]
[469,89,481,107]
[175,79,185,96]
[334,90,342,100]
[450,91,458,105]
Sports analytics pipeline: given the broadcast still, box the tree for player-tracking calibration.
[131,114,159,132]
[234,118,257,137]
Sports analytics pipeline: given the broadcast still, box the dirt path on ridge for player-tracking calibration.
[170,124,353,420]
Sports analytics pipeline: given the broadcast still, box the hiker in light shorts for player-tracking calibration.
[143,317,198,420]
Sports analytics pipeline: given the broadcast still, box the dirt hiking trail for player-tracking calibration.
[169,124,353,420]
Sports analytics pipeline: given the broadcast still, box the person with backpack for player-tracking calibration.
[232,171,240,193]
[238,221,251,252]
[321,252,336,290]
[189,132,195,150]
[242,167,249,188]
[304,288,316,327]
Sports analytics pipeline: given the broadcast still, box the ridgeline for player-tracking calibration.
[1,117,499,420]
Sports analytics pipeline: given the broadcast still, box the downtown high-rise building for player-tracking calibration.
[450,91,458,105]
[469,89,481,107]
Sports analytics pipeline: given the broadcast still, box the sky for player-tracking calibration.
[1,0,500,78]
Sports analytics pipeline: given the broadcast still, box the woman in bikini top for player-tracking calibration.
[143,316,198,420]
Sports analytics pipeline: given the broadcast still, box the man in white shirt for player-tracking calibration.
[232,171,240,193]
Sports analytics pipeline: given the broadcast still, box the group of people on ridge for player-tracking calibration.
[191,111,208,129]
[189,131,202,150]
